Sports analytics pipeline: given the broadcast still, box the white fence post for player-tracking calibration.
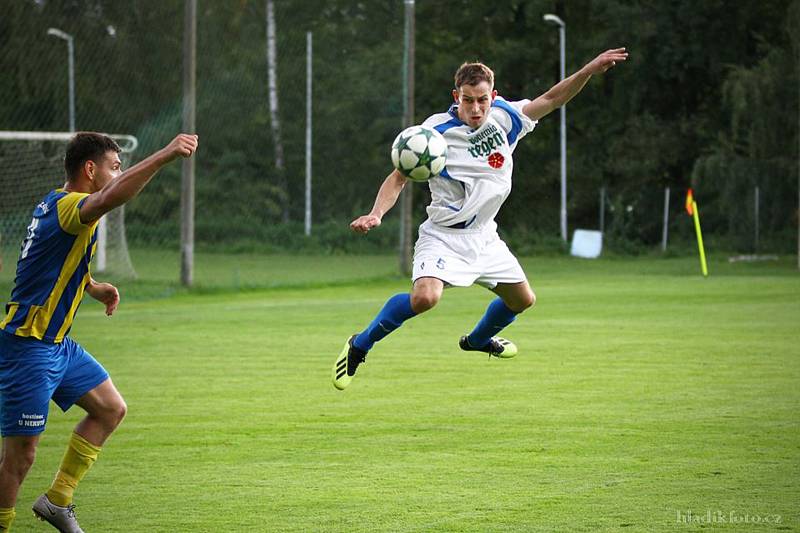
[662,186,670,252]
[754,185,760,252]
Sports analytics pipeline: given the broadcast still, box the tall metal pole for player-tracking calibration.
[67,37,75,132]
[543,14,567,241]
[180,0,197,286]
[399,0,415,276]
[47,28,75,132]
[558,24,567,242]
[305,32,312,236]
[49,29,95,270]
[662,186,670,252]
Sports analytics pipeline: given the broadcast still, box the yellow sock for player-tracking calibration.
[0,507,16,531]
[46,432,101,507]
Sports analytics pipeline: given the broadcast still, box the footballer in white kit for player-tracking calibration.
[413,96,536,289]
[334,48,628,390]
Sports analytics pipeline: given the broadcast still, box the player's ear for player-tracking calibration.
[491,89,497,101]
[84,159,96,181]
[452,89,459,102]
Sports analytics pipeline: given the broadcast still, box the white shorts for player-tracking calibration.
[411,219,526,289]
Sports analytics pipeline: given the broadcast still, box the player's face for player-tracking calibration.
[89,151,123,192]
[453,81,497,129]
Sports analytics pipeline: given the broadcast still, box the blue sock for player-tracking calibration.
[466,298,518,348]
[353,293,417,352]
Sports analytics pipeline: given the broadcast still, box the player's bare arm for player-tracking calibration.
[86,278,120,316]
[79,133,199,224]
[350,169,407,234]
[523,48,628,121]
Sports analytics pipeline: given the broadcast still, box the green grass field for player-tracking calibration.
[6,254,800,532]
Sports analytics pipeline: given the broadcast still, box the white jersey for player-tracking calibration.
[420,96,537,231]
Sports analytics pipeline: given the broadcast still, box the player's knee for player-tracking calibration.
[2,441,37,478]
[510,290,535,313]
[108,398,127,429]
[18,444,37,474]
[411,290,440,313]
[97,397,127,431]
[527,291,537,309]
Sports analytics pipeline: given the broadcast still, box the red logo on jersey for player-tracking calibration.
[488,152,504,169]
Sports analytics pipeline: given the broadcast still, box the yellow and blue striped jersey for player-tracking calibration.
[1,189,98,344]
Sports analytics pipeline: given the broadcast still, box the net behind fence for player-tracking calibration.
[0,132,138,278]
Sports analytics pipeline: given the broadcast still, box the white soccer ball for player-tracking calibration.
[390,125,447,182]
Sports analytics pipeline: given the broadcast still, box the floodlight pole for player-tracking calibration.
[47,28,75,132]
[180,0,197,287]
[543,14,567,242]
[662,186,670,252]
[305,32,312,236]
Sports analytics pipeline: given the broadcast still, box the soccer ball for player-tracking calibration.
[390,125,447,182]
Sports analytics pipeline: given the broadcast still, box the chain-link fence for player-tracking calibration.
[1,0,797,291]
[1,0,407,290]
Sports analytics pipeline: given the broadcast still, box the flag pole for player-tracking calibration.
[686,189,708,277]
[692,200,708,277]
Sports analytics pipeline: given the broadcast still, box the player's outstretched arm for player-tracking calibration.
[350,169,407,234]
[523,47,628,121]
[86,278,120,316]
[79,134,199,224]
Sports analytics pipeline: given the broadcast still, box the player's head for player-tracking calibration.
[64,132,122,191]
[452,62,497,129]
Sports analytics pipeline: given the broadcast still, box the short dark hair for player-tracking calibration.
[454,62,495,90]
[64,132,121,181]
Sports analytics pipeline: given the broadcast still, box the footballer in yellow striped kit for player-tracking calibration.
[0,132,198,532]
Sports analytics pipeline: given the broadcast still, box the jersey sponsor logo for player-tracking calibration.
[466,123,506,159]
[488,152,505,169]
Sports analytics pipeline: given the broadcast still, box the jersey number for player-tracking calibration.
[21,218,39,259]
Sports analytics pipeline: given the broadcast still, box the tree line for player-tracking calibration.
[1,0,797,253]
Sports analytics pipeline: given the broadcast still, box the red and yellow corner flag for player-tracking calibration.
[686,188,707,277]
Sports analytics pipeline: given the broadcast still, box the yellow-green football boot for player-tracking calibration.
[459,335,518,359]
[333,335,368,390]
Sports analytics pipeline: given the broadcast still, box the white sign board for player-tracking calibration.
[570,229,603,259]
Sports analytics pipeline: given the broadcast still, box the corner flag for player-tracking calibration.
[686,188,708,277]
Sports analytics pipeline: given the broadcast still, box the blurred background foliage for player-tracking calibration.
[0,0,797,256]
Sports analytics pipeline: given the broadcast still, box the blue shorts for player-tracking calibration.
[0,330,109,437]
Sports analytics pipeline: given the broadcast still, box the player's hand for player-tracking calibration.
[167,134,199,159]
[88,281,120,316]
[350,214,382,234]
[584,48,628,75]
